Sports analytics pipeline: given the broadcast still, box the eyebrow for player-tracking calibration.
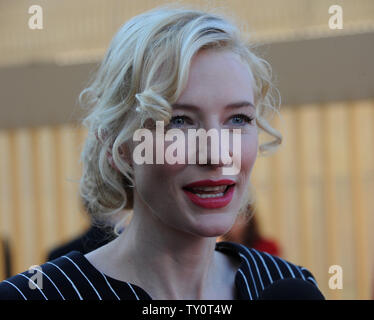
[171,101,255,111]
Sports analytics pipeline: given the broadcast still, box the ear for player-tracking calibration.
[95,128,108,144]
[107,143,133,172]
[95,129,120,172]
[106,149,119,172]
[119,143,133,167]
[95,129,133,171]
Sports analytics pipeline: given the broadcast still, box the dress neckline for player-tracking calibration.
[67,241,246,300]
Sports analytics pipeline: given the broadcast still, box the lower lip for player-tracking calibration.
[182,185,235,209]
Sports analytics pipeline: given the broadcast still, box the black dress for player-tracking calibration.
[46,226,115,261]
[0,241,321,300]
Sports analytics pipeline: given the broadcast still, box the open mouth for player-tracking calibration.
[182,180,236,209]
[182,184,234,198]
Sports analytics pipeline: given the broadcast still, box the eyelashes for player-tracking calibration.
[230,114,255,125]
[169,115,191,127]
[168,114,256,128]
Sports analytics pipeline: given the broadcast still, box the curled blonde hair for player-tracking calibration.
[79,4,282,230]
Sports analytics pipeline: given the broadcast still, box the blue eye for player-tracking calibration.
[168,115,190,128]
[230,114,255,125]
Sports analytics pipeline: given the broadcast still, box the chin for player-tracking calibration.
[191,212,236,238]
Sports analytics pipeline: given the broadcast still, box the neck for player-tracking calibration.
[108,207,222,299]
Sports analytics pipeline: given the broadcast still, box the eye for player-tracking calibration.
[230,114,255,125]
[168,115,192,128]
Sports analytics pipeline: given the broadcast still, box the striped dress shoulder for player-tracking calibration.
[0,241,320,300]
[215,241,320,300]
[0,251,148,300]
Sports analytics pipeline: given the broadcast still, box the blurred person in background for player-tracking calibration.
[46,199,127,261]
[219,205,281,256]
[0,239,11,280]
[372,265,374,299]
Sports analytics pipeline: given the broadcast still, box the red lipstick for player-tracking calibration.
[184,179,235,188]
[182,179,236,209]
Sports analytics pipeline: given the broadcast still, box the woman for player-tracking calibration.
[0,5,322,300]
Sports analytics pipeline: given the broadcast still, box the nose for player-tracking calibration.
[204,149,233,168]
[194,127,233,168]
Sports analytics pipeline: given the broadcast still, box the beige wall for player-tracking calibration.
[1,0,374,67]
[0,0,373,300]
[1,100,373,299]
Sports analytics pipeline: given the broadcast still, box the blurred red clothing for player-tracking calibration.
[252,237,281,256]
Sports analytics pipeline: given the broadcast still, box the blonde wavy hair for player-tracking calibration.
[79,4,282,231]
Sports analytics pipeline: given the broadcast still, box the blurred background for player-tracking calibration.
[0,0,373,300]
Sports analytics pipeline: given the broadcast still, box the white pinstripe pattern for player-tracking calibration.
[263,252,284,279]
[46,261,83,300]
[1,244,319,300]
[238,252,259,298]
[252,250,273,284]
[217,243,259,298]
[100,272,120,300]
[279,258,296,278]
[218,243,319,299]
[238,269,252,300]
[127,283,140,300]
[19,273,48,300]
[297,266,307,280]
[62,256,102,300]
[239,245,265,290]
[224,243,321,289]
[3,280,27,300]
[29,266,65,300]
[307,276,319,287]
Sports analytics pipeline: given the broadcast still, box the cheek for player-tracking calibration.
[131,132,189,198]
[240,132,258,174]
[133,161,186,204]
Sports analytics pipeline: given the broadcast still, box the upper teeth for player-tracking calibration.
[195,193,225,198]
[190,186,227,192]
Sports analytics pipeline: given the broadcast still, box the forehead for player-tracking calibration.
[176,49,255,106]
